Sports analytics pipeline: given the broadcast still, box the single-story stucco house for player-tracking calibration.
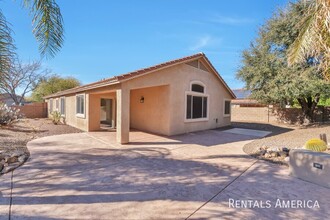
[44,53,236,143]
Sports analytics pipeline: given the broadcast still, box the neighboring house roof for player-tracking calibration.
[231,89,266,106]
[232,89,252,99]
[0,93,11,100]
[0,93,25,105]
[44,53,236,99]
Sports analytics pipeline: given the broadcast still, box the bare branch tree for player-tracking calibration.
[0,60,48,105]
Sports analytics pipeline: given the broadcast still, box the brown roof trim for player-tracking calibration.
[44,52,235,99]
[116,53,204,81]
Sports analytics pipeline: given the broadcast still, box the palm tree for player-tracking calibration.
[288,0,330,80]
[0,0,64,72]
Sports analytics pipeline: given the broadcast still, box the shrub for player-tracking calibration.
[51,111,62,125]
[0,103,21,125]
[303,138,328,152]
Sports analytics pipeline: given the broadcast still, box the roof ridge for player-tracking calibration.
[44,52,236,99]
[44,53,204,98]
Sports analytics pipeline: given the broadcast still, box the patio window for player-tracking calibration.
[186,81,208,121]
[224,100,231,116]
[76,94,85,117]
[60,97,65,116]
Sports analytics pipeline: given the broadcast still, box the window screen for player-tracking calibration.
[76,95,85,115]
[224,100,231,115]
[60,97,65,115]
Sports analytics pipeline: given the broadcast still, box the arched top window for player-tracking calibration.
[191,84,204,93]
[190,81,206,93]
[185,81,209,122]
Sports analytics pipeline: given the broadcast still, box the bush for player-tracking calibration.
[303,138,327,152]
[51,111,62,125]
[0,103,21,125]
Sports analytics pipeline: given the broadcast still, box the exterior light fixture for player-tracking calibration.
[140,96,144,103]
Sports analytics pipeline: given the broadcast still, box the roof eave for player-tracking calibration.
[43,79,120,99]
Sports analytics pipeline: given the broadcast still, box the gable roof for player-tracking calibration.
[44,53,236,99]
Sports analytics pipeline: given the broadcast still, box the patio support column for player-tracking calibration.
[116,87,130,144]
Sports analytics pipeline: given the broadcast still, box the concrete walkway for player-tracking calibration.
[1,129,329,219]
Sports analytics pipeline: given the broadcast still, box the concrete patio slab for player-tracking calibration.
[189,160,330,219]
[1,128,329,219]
[223,128,272,137]
[0,171,12,219]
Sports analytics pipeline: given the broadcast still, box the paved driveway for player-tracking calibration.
[1,129,329,219]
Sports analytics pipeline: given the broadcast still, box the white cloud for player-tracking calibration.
[189,36,212,51]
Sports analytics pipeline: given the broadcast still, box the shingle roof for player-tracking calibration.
[44,53,235,98]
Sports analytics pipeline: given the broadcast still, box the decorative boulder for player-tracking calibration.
[6,156,18,164]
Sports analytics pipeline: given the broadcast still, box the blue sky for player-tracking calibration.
[2,0,289,89]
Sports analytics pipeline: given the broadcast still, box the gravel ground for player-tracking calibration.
[236,122,330,163]
[0,118,82,155]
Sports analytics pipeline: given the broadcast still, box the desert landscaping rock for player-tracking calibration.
[18,155,27,162]
[11,150,25,157]
[6,156,18,164]
[0,154,26,174]
[252,145,292,165]
[278,151,288,158]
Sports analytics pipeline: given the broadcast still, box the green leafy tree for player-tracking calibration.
[237,1,330,123]
[0,0,64,73]
[30,75,80,102]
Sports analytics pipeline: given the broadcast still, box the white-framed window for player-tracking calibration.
[49,99,53,113]
[60,97,65,116]
[185,81,209,122]
[224,99,231,116]
[76,94,85,118]
[55,98,59,110]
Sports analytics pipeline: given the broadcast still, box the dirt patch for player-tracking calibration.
[0,118,82,152]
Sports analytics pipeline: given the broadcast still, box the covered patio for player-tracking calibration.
[88,84,170,144]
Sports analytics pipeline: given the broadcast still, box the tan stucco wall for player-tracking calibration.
[45,59,233,136]
[46,85,120,132]
[123,61,233,135]
[63,94,89,131]
[130,85,170,135]
[47,94,89,131]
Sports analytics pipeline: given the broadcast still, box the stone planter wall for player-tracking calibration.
[289,149,330,189]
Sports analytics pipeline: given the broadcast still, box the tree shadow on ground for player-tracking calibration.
[7,147,330,219]
[2,130,330,219]
[12,147,245,202]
